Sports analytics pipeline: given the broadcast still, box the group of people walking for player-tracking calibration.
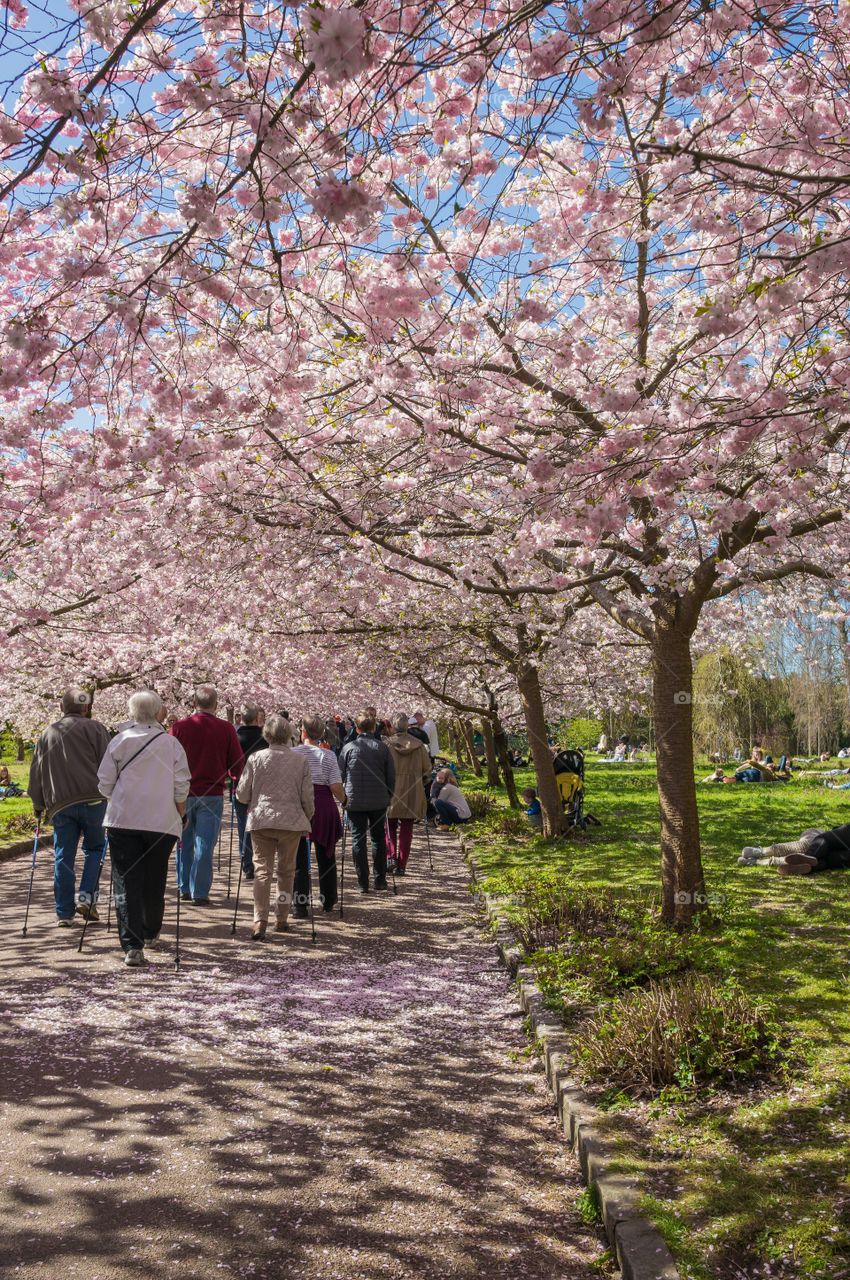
[25,687,464,965]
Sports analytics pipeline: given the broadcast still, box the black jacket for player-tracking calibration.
[237,724,265,760]
[339,733,396,811]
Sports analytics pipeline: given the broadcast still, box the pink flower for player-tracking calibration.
[305,8,369,81]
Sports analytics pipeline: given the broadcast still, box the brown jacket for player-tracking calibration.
[387,733,432,820]
[235,745,314,833]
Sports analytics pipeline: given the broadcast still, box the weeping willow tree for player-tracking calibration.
[692,649,756,759]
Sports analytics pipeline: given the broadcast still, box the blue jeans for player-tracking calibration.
[234,798,254,877]
[52,801,107,919]
[178,795,224,899]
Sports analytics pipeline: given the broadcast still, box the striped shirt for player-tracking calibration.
[293,742,342,788]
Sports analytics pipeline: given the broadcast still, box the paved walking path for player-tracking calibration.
[0,822,604,1280]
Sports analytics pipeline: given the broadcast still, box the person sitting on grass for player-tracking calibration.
[702,767,731,784]
[734,748,790,783]
[522,787,542,829]
[739,825,850,875]
[430,768,472,827]
[0,765,10,788]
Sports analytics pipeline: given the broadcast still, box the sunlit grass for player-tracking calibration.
[0,759,36,845]
[465,758,850,1280]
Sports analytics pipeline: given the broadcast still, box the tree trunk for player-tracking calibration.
[451,719,470,767]
[492,714,520,808]
[652,627,706,926]
[481,718,500,787]
[516,664,562,836]
[461,719,483,776]
[15,735,24,763]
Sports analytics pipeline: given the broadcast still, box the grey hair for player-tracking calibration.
[194,684,218,710]
[263,714,292,745]
[128,691,162,724]
[302,712,326,741]
[60,687,90,714]
[242,702,259,725]
[392,712,410,734]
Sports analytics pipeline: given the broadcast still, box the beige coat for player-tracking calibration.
[387,733,432,820]
[235,745,314,833]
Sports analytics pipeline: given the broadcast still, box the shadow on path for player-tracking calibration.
[0,824,604,1279]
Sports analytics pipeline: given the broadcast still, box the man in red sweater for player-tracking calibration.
[170,685,243,904]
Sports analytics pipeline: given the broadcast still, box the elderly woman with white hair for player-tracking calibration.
[97,691,191,967]
[235,714,315,941]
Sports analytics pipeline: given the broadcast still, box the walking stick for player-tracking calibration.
[21,820,42,937]
[423,816,434,872]
[105,848,113,932]
[78,835,109,953]
[230,858,243,936]
[307,837,317,944]
[338,818,347,919]
[226,785,235,899]
[175,839,182,971]
[384,818,398,896]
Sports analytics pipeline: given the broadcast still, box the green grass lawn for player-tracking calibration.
[464,758,850,1280]
[0,759,37,845]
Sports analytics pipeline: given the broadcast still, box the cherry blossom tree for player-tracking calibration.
[4,2,850,922]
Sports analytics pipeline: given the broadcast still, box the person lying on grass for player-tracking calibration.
[739,825,850,874]
[702,767,733,784]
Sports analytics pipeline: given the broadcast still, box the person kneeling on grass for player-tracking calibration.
[523,787,543,829]
[738,825,850,875]
[431,769,472,827]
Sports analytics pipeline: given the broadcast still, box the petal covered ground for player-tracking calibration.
[0,825,605,1280]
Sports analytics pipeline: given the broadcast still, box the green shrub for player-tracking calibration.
[513,875,639,950]
[0,812,38,840]
[531,921,697,1018]
[577,974,788,1096]
[492,812,532,838]
[465,790,497,821]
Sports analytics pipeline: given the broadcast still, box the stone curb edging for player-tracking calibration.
[0,833,51,864]
[463,842,680,1280]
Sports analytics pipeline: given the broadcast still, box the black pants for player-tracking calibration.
[108,828,177,953]
[811,824,850,870]
[348,810,387,887]
[294,838,338,912]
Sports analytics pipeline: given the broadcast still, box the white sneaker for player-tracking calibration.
[124,948,146,967]
[738,846,763,865]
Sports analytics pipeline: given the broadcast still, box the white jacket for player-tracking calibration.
[98,724,191,837]
[423,718,440,757]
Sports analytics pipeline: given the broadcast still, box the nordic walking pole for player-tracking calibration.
[230,858,243,936]
[174,839,182,970]
[307,838,317,944]
[338,817,347,919]
[105,846,113,932]
[226,782,235,899]
[78,835,109,953]
[424,816,434,873]
[21,819,42,937]
[384,818,398,896]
